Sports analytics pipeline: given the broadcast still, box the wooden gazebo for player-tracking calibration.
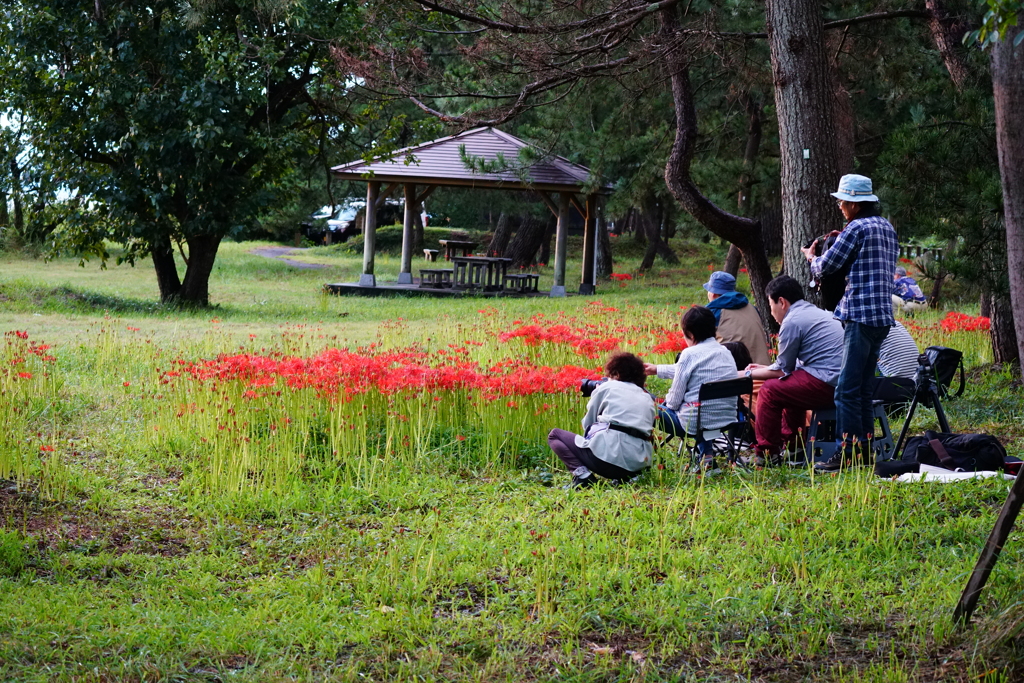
[328,127,610,296]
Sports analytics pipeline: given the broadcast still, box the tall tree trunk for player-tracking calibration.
[659,6,775,334]
[638,202,679,272]
[926,0,970,90]
[505,214,546,269]
[990,293,1020,366]
[179,233,223,306]
[150,234,182,303]
[760,203,784,259]
[631,208,647,246]
[596,207,613,278]
[726,92,762,275]
[487,212,513,256]
[0,191,8,227]
[538,214,555,266]
[928,237,958,308]
[829,51,855,175]
[992,35,1024,377]
[723,244,742,276]
[412,209,424,253]
[766,0,842,287]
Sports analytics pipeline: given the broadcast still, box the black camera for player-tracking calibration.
[579,377,609,397]
[804,232,849,311]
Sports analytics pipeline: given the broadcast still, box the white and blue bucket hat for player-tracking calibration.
[831,174,879,202]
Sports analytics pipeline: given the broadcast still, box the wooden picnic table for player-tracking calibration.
[451,256,512,291]
[438,239,477,260]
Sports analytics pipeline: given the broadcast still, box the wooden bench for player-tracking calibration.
[419,268,453,288]
[423,249,439,262]
[504,273,540,293]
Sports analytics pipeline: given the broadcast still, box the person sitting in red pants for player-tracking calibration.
[738,276,844,467]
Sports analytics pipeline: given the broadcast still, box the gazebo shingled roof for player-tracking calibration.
[330,127,609,193]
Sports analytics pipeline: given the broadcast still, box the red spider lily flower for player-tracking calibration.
[123,381,131,387]
[651,330,689,355]
[17,372,32,379]
[940,312,990,332]
[899,258,913,265]
[40,445,54,452]
[457,435,466,441]
[609,273,632,281]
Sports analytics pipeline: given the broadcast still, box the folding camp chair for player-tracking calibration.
[673,377,755,468]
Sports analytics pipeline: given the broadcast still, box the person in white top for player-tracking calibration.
[548,352,657,489]
[644,306,738,470]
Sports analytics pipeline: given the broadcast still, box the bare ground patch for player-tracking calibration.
[0,479,202,558]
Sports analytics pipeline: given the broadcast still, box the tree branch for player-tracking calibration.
[416,0,680,36]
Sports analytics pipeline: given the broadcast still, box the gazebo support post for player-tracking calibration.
[551,192,570,297]
[398,183,416,285]
[359,181,380,287]
[579,193,597,295]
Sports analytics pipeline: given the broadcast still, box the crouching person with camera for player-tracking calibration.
[548,352,657,490]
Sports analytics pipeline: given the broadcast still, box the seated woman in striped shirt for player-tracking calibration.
[643,306,739,471]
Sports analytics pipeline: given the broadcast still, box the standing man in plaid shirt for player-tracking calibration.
[800,174,899,471]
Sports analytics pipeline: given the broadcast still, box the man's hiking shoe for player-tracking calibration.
[814,450,867,472]
[565,474,596,490]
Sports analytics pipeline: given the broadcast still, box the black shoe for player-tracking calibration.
[565,474,596,490]
[814,450,865,472]
[689,456,717,475]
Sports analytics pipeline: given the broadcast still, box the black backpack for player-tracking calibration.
[875,430,1007,477]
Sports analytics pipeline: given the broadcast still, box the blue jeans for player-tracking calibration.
[657,405,710,456]
[835,321,890,451]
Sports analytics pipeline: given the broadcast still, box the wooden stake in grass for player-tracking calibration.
[953,471,1024,626]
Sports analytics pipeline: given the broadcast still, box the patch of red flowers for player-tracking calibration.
[609,273,632,281]
[498,324,623,359]
[163,347,601,401]
[940,312,990,332]
[651,330,689,355]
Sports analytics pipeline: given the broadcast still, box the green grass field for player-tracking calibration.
[2,240,1023,682]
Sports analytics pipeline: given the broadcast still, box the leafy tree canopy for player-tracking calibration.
[1,0,362,305]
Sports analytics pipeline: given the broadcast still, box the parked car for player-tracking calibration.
[301,198,406,244]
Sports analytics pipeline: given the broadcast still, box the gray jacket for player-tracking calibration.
[575,380,657,472]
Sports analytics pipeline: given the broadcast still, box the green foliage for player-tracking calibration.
[0,531,28,578]
[967,0,1024,47]
[0,0,363,300]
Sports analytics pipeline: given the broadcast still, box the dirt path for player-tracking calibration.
[249,246,329,270]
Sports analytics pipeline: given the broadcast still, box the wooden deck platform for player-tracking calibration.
[324,281,553,298]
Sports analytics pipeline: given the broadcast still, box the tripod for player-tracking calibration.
[892,353,952,458]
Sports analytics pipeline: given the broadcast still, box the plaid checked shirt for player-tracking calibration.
[810,215,898,327]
